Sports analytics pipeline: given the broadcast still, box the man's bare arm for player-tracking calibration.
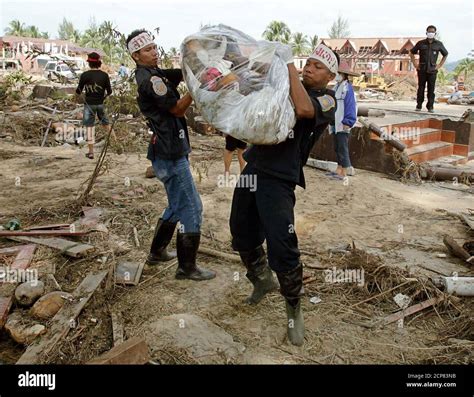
[409,52,419,70]
[288,64,314,119]
[169,92,192,118]
[437,55,448,70]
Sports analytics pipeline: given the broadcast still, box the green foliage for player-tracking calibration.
[0,70,33,101]
[262,21,291,42]
[436,68,453,86]
[4,70,33,87]
[292,32,310,56]
[58,18,81,42]
[328,15,350,38]
[454,58,474,80]
[4,20,26,36]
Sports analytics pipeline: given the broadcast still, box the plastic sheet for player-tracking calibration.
[181,24,296,145]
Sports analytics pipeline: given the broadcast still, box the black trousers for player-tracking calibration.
[229,165,300,273]
[416,70,437,110]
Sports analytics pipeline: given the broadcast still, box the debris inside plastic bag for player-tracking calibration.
[181,24,296,145]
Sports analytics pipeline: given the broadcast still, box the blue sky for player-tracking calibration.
[1,0,472,60]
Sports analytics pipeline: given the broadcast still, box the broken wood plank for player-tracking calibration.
[16,270,107,364]
[11,244,36,270]
[0,296,13,329]
[86,337,149,365]
[381,295,446,326]
[443,235,473,264]
[460,214,474,231]
[133,227,140,248]
[0,246,23,255]
[198,246,241,263]
[303,276,318,285]
[304,262,329,270]
[73,207,108,233]
[7,236,94,258]
[111,311,124,346]
[0,230,88,237]
[41,106,57,147]
[115,261,145,286]
[24,223,70,231]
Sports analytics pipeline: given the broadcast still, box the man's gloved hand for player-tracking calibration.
[275,44,294,65]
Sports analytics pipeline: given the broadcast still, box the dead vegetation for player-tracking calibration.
[0,74,473,366]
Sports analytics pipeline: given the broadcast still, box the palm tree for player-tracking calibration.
[99,20,117,63]
[168,47,178,57]
[4,20,26,36]
[328,15,350,38]
[454,58,474,80]
[58,18,81,43]
[292,32,310,56]
[281,30,292,45]
[262,21,291,42]
[25,25,42,38]
[309,34,319,50]
[81,19,101,49]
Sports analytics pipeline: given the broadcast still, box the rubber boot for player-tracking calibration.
[175,232,216,281]
[277,263,305,346]
[239,245,278,305]
[146,218,177,265]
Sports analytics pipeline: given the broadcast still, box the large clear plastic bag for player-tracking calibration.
[181,24,296,145]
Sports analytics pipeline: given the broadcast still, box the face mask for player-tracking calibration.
[335,74,343,82]
[426,32,436,39]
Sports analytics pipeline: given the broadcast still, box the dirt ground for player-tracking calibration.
[0,131,473,364]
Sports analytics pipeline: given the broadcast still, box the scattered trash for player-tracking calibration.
[441,277,474,297]
[3,218,21,231]
[393,293,411,309]
[309,296,322,304]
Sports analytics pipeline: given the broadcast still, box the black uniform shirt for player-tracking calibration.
[244,88,336,189]
[410,39,448,74]
[135,65,190,161]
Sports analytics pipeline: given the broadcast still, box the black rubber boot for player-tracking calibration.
[146,218,177,265]
[239,246,278,305]
[276,263,305,346]
[175,232,216,281]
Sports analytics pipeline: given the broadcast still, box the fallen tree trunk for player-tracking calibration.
[422,167,474,183]
[443,235,473,264]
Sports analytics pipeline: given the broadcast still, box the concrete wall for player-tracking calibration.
[442,120,474,159]
[310,127,399,174]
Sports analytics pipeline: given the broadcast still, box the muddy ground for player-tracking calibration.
[0,129,473,364]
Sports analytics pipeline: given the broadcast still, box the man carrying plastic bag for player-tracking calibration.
[183,27,339,346]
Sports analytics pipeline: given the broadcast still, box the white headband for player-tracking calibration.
[309,44,338,74]
[128,32,154,54]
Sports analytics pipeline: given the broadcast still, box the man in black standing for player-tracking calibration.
[410,25,448,113]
